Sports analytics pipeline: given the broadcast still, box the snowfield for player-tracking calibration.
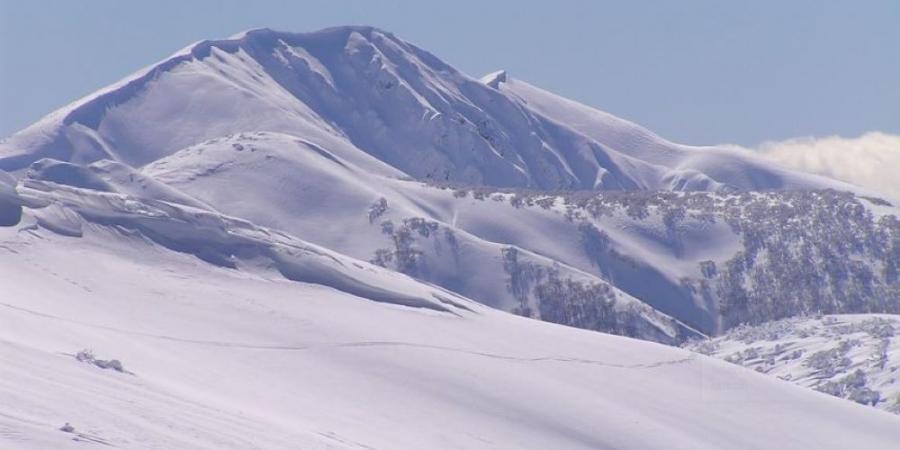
[2,184,900,449]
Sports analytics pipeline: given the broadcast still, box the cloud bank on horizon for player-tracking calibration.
[735,132,900,200]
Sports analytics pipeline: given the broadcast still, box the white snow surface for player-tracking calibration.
[2,183,900,449]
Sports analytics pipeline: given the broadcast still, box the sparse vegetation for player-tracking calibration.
[427,186,899,332]
[75,349,126,373]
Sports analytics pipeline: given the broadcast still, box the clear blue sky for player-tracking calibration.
[1,0,898,145]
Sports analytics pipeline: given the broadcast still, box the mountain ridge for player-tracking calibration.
[0,26,872,196]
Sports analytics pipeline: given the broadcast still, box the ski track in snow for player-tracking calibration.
[0,301,693,369]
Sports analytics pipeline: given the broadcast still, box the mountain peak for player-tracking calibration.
[0,25,865,196]
[230,25,392,41]
[184,25,400,61]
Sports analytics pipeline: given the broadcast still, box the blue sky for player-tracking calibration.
[1,0,898,145]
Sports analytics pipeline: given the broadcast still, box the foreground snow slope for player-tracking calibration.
[0,27,866,195]
[2,184,900,449]
[686,314,900,415]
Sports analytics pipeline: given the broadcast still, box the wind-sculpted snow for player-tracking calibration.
[0,26,871,196]
[15,179,472,315]
[0,170,22,226]
[686,314,900,415]
[26,158,215,210]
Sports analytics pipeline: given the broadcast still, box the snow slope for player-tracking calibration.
[130,132,897,339]
[487,71,857,192]
[137,132,701,342]
[13,130,895,344]
[2,181,900,449]
[686,314,900,415]
[0,26,870,195]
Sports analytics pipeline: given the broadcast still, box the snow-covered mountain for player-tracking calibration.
[686,314,900,416]
[2,26,899,447]
[1,26,896,343]
[149,131,899,335]
[3,169,900,449]
[17,131,897,344]
[0,27,868,193]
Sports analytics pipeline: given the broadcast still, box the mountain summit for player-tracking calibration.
[0,26,860,193]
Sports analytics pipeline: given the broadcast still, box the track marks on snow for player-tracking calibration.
[0,301,694,369]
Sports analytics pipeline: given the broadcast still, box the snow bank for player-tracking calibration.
[16,178,473,315]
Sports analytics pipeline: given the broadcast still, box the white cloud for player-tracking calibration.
[741,132,900,200]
